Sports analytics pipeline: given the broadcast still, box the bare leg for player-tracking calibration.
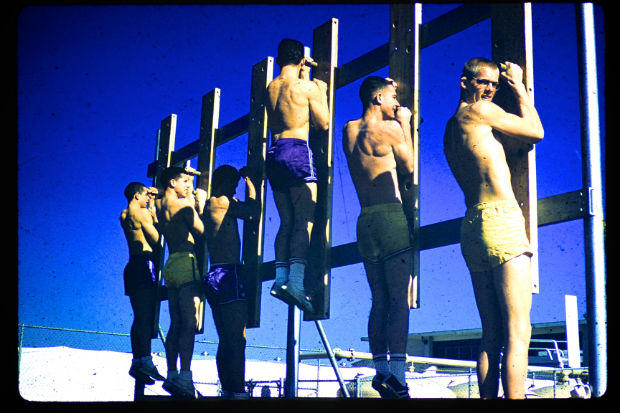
[493,254,532,399]
[363,260,389,355]
[470,269,503,398]
[176,283,202,372]
[382,250,412,355]
[165,288,181,372]
[129,287,157,359]
[212,301,248,393]
[289,182,317,259]
[272,189,293,262]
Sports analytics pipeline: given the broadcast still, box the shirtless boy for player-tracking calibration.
[120,182,166,384]
[343,76,414,398]
[155,166,207,399]
[443,57,544,399]
[203,165,257,399]
[265,38,330,313]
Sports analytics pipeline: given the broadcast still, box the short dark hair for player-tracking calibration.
[359,76,394,109]
[159,166,187,189]
[124,182,146,202]
[276,38,304,67]
[461,57,498,79]
[212,165,240,194]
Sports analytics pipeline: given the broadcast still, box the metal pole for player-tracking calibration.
[284,305,301,398]
[576,2,606,397]
[315,320,350,397]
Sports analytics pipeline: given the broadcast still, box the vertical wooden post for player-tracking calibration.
[491,3,539,293]
[389,4,421,308]
[196,89,221,273]
[195,89,220,334]
[243,59,273,328]
[305,18,338,321]
[151,114,177,338]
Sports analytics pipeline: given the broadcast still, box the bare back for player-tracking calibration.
[266,66,329,142]
[343,118,405,207]
[205,196,241,264]
[443,102,516,209]
[120,205,157,256]
[156,194,201,254]
[267,76,312,141]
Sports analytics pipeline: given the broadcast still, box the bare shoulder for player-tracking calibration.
[469,100,503,120]
[208,195,230,210]
[381,119,405,141]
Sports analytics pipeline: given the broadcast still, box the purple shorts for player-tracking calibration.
[265,138,317,191]
[204,264,247,307]
[124,253,158,296]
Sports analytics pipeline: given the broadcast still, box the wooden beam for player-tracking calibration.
[304,18,338,321]
[491,3,539,292]
[389,3,421,309]
[258,190,591,276]
[419,3,491,49]
[193,89,220,334]
[243,58,273,328]
[150,114,176,339]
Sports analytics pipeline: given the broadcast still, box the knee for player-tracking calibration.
[507,320,532,348]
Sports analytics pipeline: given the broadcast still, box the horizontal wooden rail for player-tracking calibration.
[257,189,591,281]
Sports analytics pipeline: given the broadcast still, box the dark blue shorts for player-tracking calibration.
[204,264,247,307]
[265,138,317,191]
[124,253,158,296]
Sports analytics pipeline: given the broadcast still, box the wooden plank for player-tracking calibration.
[269,191,590,272]
[193,89,220,335]
[151,114,176,339]
[146,114,250,178]
[419,3,491,49]
[304,18,338,322]
[334,43,389,89]
[243,58,273,328]
[389,3,421,309]
[491,3,539,292]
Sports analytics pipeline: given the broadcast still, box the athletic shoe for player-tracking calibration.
[371,373,410,399]
[270,282,287,300]
[163,377,203,399]
[279,282,315,313]
[136,359,165,381]
[221,389,251,399]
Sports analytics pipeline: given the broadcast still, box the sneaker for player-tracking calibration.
[270,281,287,300]
[136,359,165,381]
[279,282,315,313]
[129,361,156,384]
[221,389,250,399]
[163,377,203,399]
[372,373,410,399]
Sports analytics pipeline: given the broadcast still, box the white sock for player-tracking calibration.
[389,353,407,385]
[275,261,289,285]
[288,258,306,290]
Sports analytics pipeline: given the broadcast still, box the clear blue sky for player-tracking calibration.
[17,4,605,360]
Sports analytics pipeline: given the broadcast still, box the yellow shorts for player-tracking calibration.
[162,252,201,289]
[460,199,532,273]
[356,203,412,263]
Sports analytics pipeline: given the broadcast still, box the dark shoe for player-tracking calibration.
[372,373,410,399]
[163,377,203,399]
[270,282,287,300]
[279,282,314,313]
[129,363,155,384]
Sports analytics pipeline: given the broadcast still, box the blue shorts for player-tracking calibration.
[204,264,248,307]
[124,253,158,296]
[266,138,317,191]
